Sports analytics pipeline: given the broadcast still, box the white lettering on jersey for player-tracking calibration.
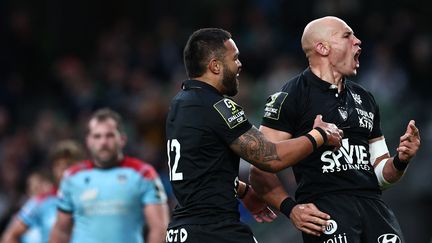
[321,138,371,173]
[355,108,374,132]
[322,233,348,243]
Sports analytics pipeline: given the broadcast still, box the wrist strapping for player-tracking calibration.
[314,127,328,144]
[238,184,250,199]
[393,154,409,171]
[305,133,318,152]
[279,197,296,217]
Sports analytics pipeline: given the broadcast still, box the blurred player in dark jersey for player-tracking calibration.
[251,16,421,243]
[1,140,85,243]
[165,28,344,243]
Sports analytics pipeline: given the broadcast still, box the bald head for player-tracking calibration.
[301,16,349,57]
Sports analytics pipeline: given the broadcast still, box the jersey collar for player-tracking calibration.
[182,79,223,95]
[303,68,345,91]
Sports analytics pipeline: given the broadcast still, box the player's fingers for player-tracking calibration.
[253,215,263,223]
[305,204,331,219]
[260,213,274,222]
[300,224,322,236]
[265,208,278,219]
[256,210,274,222]
[409,123,419,135]
[303,215,330,228]
[400,134,411,142]
[308,209,331,220]
[338,129,344,137]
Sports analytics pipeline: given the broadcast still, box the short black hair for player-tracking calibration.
[183,28,232,78]
[88,108,125,134]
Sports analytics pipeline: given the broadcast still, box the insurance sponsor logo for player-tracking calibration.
[321,138,372,173]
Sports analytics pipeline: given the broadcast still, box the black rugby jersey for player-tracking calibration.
[166,79,252,226]
[261,68,383,202]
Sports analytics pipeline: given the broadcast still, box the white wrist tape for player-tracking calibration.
[369,138,389,165]
[374,158,391,189]
[370,138,392,189]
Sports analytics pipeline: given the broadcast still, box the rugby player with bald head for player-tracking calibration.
[250,16,421,243]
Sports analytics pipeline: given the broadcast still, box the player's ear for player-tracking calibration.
[120,134,127,148]
[316,42,330,56]
[209,58,222,75]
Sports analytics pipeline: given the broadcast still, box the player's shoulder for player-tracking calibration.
[63,160,94,178]
[346,80,376,101]
[34,188,57,202]
[120,156,158,180]
[346,79,367,91]
[281,71,305,91]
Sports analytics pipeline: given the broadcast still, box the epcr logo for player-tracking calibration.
[378,233,401,243]
[323,219,338,235]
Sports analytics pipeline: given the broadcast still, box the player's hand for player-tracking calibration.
[313,115,343,149]
[289,203,331,237]
[240,186,277,223]
[397,120,421,162]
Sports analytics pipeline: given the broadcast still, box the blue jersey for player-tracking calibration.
[18,189,58,243]
[57,156,167,243]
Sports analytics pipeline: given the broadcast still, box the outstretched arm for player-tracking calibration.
[372,120,421,188]
[230,115,342,173]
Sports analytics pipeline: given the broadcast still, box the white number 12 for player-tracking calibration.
[167,139,183,181]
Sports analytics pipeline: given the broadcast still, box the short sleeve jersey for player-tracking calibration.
[166,80,252,226]
[18,189,57,243]
[261,68,383,202]
[57,157,167,243]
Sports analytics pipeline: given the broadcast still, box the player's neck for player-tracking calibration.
[309,65,344,92]
[192,73,224,93]
[93,154,124,169]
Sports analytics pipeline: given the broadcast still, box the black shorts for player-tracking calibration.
[165,220,257,243]
[302,194,404,243]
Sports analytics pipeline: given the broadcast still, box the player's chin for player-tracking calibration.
[96,152,115,162]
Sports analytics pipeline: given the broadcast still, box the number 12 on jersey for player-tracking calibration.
[167,139,183,181]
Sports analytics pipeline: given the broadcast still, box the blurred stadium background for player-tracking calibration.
[0,0,431,242]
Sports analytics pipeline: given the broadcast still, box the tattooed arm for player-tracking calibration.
[230,126,314,172]
[230,115,342,172]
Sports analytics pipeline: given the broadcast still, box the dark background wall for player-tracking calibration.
[1,0,431,242]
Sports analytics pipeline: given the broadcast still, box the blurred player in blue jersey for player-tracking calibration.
[49,108,169,243]
[1,140,85,243]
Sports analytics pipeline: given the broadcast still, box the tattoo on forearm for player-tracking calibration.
[232,127,280,166]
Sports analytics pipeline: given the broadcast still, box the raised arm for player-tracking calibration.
[372,120,421,189]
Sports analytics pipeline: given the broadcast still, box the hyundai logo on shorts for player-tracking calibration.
[377,233,401,243]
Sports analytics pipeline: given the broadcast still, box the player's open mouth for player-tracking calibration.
[354,49,361,68]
